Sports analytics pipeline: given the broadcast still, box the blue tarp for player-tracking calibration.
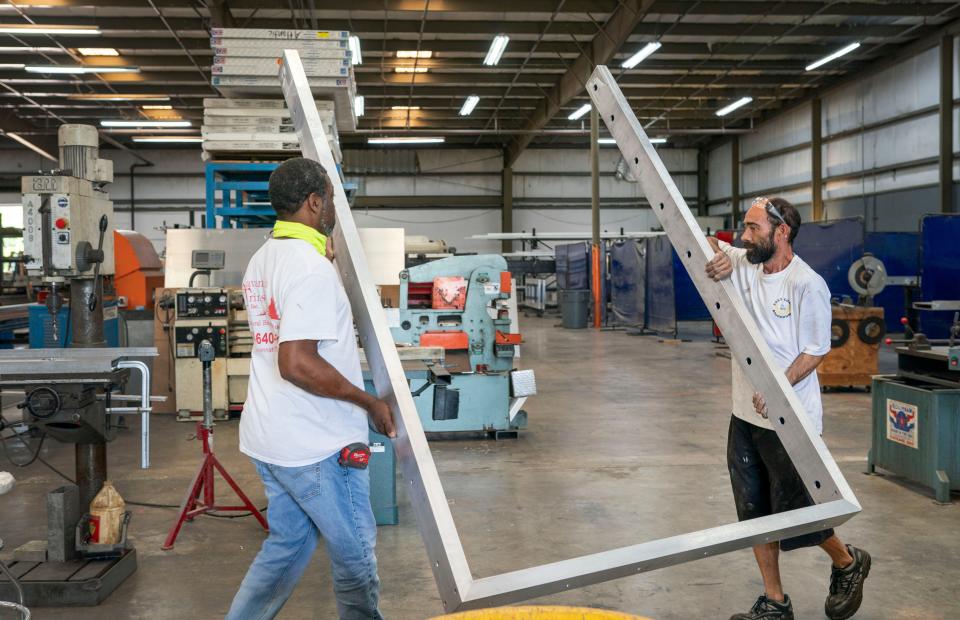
[672,249,711,321]
[919,214,960,339]
[646,235,676,335]
[555,242,590,291]
[555,241,608,323]
[609,239,645,327]
[865,232,921,333]
[792,217,865,300]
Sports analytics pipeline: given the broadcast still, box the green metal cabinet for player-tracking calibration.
[363,379,398,526]
[868,377,960,502]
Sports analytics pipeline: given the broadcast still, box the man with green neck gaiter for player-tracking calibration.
[228,157,395,620]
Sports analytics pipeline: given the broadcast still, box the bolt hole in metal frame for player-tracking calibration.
[279,52,860,613]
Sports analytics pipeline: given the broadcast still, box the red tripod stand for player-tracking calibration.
[162,340,267,550]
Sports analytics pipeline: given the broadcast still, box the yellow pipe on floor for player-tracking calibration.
[431,606,651,620]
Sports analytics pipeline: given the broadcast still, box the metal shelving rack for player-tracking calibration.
[204,161,357,229]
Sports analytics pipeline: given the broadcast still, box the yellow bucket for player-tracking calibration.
[430,606,651,620]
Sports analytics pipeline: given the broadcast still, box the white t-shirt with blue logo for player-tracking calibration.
[719,241,832,433]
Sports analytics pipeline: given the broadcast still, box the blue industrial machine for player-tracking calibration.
[390,255,536,436]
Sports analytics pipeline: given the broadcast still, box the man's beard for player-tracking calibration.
[744,228,776,264]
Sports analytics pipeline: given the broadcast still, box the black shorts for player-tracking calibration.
[727,415,834,551]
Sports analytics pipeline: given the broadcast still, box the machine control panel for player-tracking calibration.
[949,346,960,372]
[175,324,228,358]
[176,289,229,318]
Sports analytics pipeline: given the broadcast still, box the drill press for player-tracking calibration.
[0,124,156,606]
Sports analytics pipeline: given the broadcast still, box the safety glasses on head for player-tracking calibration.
[752,196,786,226]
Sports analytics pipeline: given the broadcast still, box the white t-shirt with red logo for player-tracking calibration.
[240,236,368,467]
[719,241,832,433]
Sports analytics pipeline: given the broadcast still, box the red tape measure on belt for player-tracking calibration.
[338,443,371,469]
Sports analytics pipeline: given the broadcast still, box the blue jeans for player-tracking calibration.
[226,454,383,620]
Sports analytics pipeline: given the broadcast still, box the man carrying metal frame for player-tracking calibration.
[226,158,396,620]
[705,197,871,620]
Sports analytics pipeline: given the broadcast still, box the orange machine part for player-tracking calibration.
[499,271,512,295]
[591,243,602,328]
[114,230,164,310]
[420,331,469,350]
[495,330,522,345]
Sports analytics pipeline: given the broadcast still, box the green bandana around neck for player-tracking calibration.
[272,220,327,257]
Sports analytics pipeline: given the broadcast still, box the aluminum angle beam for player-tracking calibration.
[279,51,861,613]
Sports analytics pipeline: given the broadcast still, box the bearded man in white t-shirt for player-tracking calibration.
[704,197,870,620]
[227,158,396,620]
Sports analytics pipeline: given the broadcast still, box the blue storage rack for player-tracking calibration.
[205,161,358,229]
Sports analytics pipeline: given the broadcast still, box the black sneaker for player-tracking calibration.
[825,545,871,620]
[730,594,794,620]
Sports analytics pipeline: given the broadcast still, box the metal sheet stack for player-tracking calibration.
[201,98,341,162]
[204,27,357,160]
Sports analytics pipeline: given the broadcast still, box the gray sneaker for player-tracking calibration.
[730,594,794,620]
[825,545,871,619]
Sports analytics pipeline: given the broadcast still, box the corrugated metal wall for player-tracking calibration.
[0,144,698,256]
[706,38,959,231]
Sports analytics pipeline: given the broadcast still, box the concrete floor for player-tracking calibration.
[1,316,957,619]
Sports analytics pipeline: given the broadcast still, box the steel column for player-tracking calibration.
[731,136,741,227]
[697,148,708,216]
[590,103,602,328]
[74,442,106,513]
[940,35,955,213]
[501,165,513,254]
[812,97,824,221]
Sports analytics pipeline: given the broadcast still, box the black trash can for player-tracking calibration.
[560,289,590,329]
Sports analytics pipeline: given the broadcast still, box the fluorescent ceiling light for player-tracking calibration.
[568,103,591,121]
[354,95,364,117]
[68,94,169,101]
[349,36,361,65]
[101,120,191,127]
[621,42,662,69]
[367,136,444,145]
[132,136,202,143]
[3,131,57,162]
[459,95,479,116]
[25,65,139,74]
[715,96,753,117]
[0,46,63,53]
[483,35,509,66]
[77,48,119,56]
[598,137,665,145]
[0,63,24,69]
[0,25,101,35]
[397,50,432,59]
[391,105,420,110]
[141,104,172,110]
[395,66,428,73]
[805,41,861,72]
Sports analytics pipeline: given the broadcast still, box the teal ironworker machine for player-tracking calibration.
[386,254,536,437]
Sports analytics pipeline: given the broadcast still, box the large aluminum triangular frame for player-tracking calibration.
[279,52,861,613]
